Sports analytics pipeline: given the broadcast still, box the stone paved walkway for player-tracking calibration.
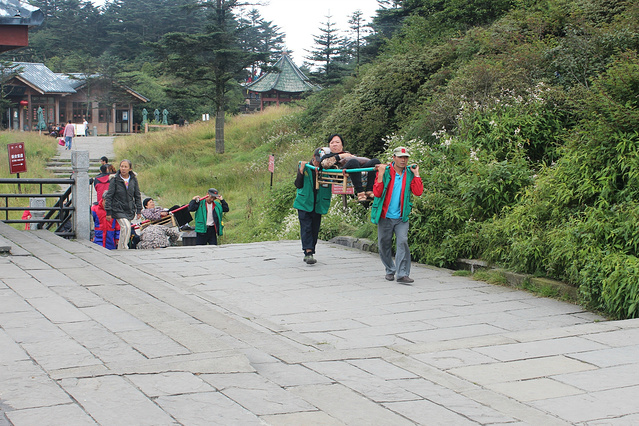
[1,222,639,425]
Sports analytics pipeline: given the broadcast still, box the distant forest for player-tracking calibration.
[2,0,397,122]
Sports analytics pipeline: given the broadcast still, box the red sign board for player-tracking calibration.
[332,184,354,195]
[8,143,27,174]
[268,155,275,173]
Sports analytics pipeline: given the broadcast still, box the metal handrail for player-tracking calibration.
[43,185,74,234]
[0,177,75,237]
[1,207,74,211]
[0,178,74,184]
[0,193,72,198]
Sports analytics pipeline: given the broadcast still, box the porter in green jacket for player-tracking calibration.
[294,152,332,264]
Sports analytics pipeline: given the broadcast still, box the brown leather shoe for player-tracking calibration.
[397,276,414,284]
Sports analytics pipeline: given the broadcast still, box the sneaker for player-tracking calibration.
[396,276,414,284]
[385,274,394,281]
[304,254,317,264]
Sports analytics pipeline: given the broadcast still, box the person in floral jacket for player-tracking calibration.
[137,225,180,249]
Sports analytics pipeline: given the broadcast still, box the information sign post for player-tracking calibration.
[7,143,27,193]
[268,154,275,188]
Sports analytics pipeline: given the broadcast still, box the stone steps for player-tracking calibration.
[46,158,102,176]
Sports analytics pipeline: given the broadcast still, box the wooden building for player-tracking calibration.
[246,53,320,111]
[1,62,149,134]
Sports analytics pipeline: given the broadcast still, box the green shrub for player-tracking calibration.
[319,199,372,241]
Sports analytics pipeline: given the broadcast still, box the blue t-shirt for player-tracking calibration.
[385,169,404,219]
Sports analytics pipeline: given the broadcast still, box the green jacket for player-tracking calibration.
[190,199,226,235]
[293,166,332,214]
[371,165,421,224]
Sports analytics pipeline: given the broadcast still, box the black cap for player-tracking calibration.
[208,188,219,197]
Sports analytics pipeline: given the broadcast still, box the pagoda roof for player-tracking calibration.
[247,54,320,94]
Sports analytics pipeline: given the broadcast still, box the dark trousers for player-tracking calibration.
[298,209,322,254]
[344,158,381,193]
[196,225,218,245]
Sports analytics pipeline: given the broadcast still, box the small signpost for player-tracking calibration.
[268,154,275,187]
[8,143,27,174]
[331,181,353,209]
[8,143,27,193]
[331,184,354,195]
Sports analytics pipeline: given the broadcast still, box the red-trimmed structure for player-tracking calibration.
[0,0,43,52]
[246,53,320,111]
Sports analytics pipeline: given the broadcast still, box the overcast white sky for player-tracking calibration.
[253,0,380,66]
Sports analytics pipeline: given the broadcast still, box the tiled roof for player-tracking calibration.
[0,0,43,25]
[247,54,321,93]
[2,63,150,102]
[57,72,149,102]
[59,73,96,90]
[11,62,76,94]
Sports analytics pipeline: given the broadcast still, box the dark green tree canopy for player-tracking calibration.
[154,0,270,152]
[306,15,348,86]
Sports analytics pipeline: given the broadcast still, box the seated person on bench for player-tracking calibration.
[141,198,169,221]
[320,133,380,202]
[140,198,181,222]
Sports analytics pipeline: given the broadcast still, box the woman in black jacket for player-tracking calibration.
[103,159,142,249]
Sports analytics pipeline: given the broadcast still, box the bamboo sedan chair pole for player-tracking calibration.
[134,195,206,230]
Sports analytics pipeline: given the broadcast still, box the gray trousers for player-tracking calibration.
[377,217,411,278]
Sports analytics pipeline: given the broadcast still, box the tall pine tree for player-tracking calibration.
[102,0,206,64]
[155,0,267,153]
[305,15,345,86]
[237,8,285,80]
[346,10,369,74]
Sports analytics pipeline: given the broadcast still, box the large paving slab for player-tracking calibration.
[1,222,639,425]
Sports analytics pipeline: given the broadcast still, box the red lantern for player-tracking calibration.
[19,100,28,106]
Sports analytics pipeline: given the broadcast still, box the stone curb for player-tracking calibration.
[328,236,377,253]
[457,258,580,302]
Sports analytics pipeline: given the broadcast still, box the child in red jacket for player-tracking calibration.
[91,199,120,249]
